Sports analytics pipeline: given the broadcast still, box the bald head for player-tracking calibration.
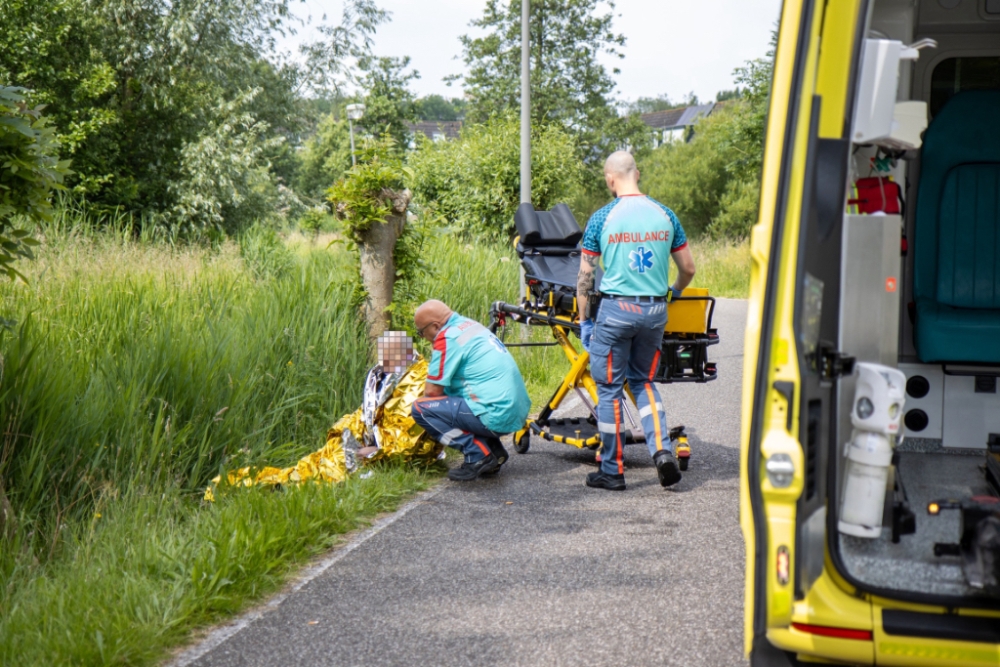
[604,151,638,179]
[603,151,641,197]
[414,299,453,340]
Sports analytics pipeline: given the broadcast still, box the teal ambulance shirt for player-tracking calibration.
[581,195,688,296]
[426,313,531,434]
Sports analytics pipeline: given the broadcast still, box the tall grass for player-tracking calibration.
[0,225,370,527]
[0,216,395,665]
[684,238,751,298]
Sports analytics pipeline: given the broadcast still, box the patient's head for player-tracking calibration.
[604,151,640,197]
[414,300,453,342]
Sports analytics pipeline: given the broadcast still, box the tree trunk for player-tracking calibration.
[357,189,411,339]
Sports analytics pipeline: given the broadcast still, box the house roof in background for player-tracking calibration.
[408,120,463,140]
[640,103,717,130]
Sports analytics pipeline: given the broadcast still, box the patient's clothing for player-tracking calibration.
[425,312,530,434]
[588,297,674,475]
[581,195,688,297]
[411,396,500,463]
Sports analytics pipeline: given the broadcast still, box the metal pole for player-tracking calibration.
[348,117,357,166]
[520,0,530,205]
[518,0,531,314]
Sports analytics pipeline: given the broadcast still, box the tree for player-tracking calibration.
[627,94,679,115]
[0,0,391,232]
[327,137,413,338]
[297,49,419,203]
[416,95,460,121]
[297,0,390,99]
[297,113,353,201]
[356,55,420,147]
[453,0,646,167]
[409,114,582,240]
[169,91,298,237]
[0,87,69,274]
[643,37,774,239]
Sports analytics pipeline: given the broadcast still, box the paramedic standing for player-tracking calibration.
[411,299,531,481]
[577,151,696,491]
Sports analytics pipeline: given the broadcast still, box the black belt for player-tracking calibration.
[602,294,667,303]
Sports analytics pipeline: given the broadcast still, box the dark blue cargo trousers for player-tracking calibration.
[588,297,673,476]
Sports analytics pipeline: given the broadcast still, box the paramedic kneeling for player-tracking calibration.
[411,300,531,481]
[576,151,696,491]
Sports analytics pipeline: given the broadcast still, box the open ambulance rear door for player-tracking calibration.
[740,1,876,664]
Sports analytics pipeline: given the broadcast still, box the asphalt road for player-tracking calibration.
[175,298,749,667]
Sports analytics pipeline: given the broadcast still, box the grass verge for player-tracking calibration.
[1,467,437,666]
[0,219,443,666]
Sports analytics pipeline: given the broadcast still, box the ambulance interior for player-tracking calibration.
[802,0,1000,605]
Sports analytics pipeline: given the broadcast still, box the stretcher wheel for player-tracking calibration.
[515,432,530,454]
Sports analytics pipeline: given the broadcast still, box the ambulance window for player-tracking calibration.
[930,57,1000,116]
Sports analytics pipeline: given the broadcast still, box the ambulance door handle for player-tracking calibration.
[773,381,795,432]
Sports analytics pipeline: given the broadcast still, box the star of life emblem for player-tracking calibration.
[629,246,654,273]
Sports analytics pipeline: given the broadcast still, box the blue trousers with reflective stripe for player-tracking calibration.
[411,396,501,462]
[588,298,673,476]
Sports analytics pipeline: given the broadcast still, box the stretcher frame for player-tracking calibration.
[489,284,719,461]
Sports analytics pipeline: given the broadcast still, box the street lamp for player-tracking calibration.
[346,103,366,166]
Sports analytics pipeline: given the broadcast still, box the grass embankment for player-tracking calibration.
[0,224,440,666]
[685,239,751,299]
[0,220,748,665]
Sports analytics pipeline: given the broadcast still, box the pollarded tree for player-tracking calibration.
[327,137,413,339]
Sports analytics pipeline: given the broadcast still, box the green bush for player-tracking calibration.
[239,223,295,279]
[0,86,69,280]
[169,93,302,237]
[409,114,583,240]
[296,114,353,201]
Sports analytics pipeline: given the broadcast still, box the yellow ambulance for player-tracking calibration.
[741,0,1000,664]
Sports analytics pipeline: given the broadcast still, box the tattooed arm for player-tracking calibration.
[577,252,600,320]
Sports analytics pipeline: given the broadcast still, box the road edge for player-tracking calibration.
[167,483,446,667]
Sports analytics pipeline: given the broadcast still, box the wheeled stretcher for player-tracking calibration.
[488,203,719,463]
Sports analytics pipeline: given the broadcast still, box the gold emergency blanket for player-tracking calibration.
[204,359,439,501]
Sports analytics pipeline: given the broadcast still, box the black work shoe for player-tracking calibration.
[586,470,626,491]
[448,453,499,481]
[481,439,508,476]
[654,450,682,487]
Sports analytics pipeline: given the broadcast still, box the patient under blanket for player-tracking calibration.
[204,334,442,502]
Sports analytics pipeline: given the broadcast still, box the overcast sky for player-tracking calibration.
[276,0,782,104]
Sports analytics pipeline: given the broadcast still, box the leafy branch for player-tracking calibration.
[326,136,412,241]
[0,86,70,280]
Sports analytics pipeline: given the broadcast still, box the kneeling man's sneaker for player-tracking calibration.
[654,450,682,487]
[586,470,626,491]
[489,438,508,467]
[482,439,508,476]
[448,453,499,481]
